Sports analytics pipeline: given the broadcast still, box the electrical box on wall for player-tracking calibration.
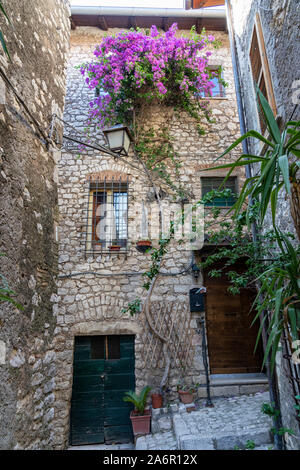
[189,288,205,312]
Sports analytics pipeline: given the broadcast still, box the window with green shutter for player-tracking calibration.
[201,176,237,207]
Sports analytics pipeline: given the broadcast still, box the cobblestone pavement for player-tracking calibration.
[136,391,274,450]
[135,431,177,450]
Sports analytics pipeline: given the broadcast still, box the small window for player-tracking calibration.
[201,176,237,207]
[91,336,105,360]
[85,176,128,253]
[199,68,226,98]
[90,336,120,360]
[249,13,276,133]
[95,87,108,98]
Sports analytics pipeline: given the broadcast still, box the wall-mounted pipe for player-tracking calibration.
[70,6,226,19]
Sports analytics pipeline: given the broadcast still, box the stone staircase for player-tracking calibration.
[136,391,274,450]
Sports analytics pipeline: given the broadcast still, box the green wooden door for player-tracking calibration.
[70,335,135,446]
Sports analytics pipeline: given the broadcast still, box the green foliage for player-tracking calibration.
[0,255,23,311]
[252,229,300,373]
[234,440,256,450]
[206,87,300,230]
[203,87,300,375]
[271,427,295,437]
[123,386,152,415]
[0,2,10,59]
[121,298,141,316]
[134,125,185,197]
[245,440,256,450]
[295,395,300,417]
[177,380,200,393]
[142,221,175,291]
[261,402,280,418]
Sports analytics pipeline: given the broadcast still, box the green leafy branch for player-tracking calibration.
[0,1,10,59]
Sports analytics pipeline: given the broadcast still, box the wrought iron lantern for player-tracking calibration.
[191,263,201,280]
[103,124,133,156]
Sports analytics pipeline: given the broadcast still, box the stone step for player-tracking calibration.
[135,431,177,450]
[174,421,273,450]
[172,392,274,450]
[136,392,274,451]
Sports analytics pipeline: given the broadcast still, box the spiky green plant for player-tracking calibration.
[252,229,300,373]
[0,2,10,59]
[204,87,300,237]
[123,386,152,415]
[203,87,300,374]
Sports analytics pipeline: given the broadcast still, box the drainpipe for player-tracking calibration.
[225,0,284,450]
[70,6,226,19]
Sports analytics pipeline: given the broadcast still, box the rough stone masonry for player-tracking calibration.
[0,0,70,450]
[53,24,247,449]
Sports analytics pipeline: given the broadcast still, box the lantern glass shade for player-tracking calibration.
[103,124,132,156]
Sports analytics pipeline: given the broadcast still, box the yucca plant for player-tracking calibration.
[206,87,300,238]
[252,229,300,372]
[203,87,300,373]
[123,386,152,415]
[0,2,10,59]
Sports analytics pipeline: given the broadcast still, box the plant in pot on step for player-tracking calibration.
[177,375,200,405]
[123,386,152,436]
[151,386,163,409]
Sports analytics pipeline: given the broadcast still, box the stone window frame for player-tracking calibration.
[249,12,277,134]
[200,175,238,208]
[84,171,130,256]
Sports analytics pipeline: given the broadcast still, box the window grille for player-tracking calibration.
[84,175,129,255]
[201,176,237,207]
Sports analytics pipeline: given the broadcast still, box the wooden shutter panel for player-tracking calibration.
[249,13,277,133]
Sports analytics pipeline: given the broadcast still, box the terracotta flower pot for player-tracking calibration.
[136,240,152,253]
[178,390,194,404]
[137,240,152,247]
[130,409,151,436]
[151,393,163,409]
[109,245,121,251]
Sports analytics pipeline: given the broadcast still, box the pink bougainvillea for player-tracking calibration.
[80,23,219,128]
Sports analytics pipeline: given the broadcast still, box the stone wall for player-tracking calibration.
[0,0,70,449]
[230,0,300,237]
[229,0,300,450]
[53,25,245,449]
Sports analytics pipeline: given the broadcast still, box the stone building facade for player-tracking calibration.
[228,0,300,450]
[53,16,268,448]
[0,0,70,450]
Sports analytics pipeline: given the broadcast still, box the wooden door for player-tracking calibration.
[204,262,263,374]
[70,335,135,446]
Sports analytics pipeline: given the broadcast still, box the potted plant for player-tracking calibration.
[151,387,163,409]
[177,378,200,404]
[136,239,152,253]
[123,386,152,436]
[109,240,121,251]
